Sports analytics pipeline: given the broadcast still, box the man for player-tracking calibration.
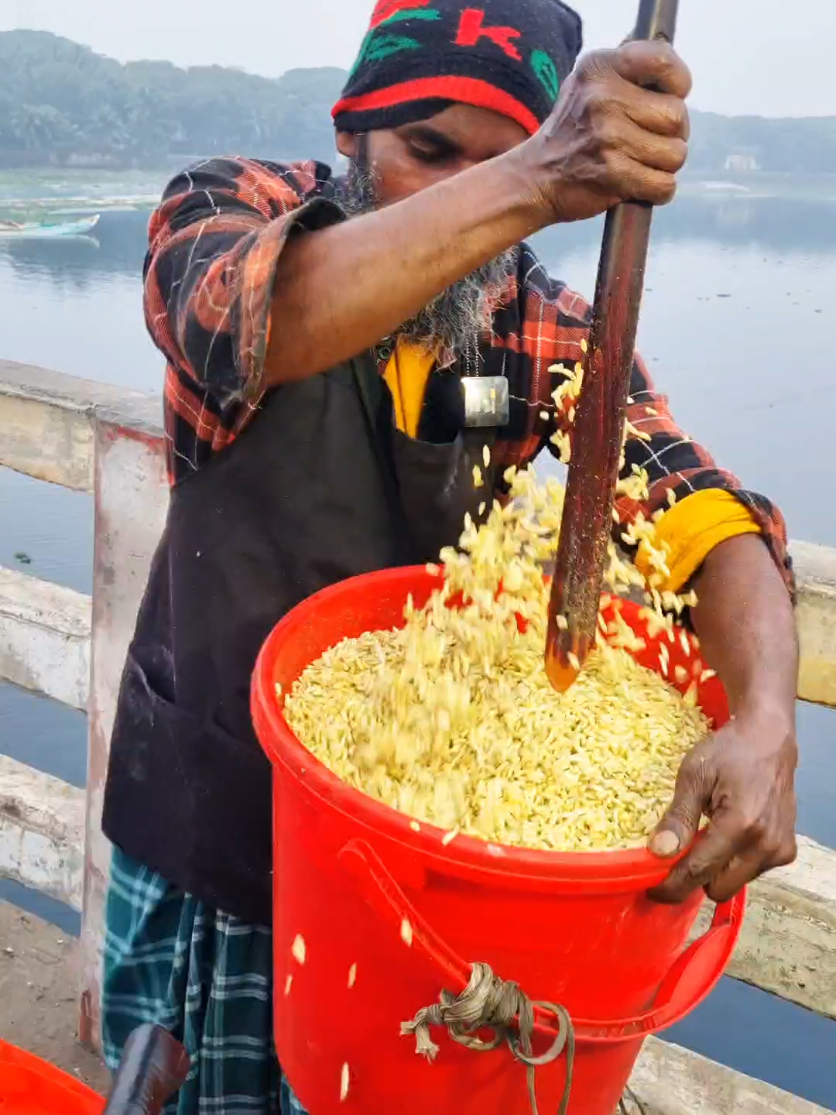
[100,1,799,1112]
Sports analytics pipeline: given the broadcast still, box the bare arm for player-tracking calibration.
[265,42,691,387]
[268,153,543,384]
[691,534,798,720]
[650,535,798,903]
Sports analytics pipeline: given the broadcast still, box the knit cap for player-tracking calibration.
[333,0,583,137]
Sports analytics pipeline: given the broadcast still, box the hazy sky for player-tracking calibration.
[3,0,832,117]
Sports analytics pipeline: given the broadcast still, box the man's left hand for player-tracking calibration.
[648,706,798,903]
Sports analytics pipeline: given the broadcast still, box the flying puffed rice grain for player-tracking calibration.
[292,935,306,965]
[284,466,709,853]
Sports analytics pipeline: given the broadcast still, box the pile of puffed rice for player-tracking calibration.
[283,365,712,852]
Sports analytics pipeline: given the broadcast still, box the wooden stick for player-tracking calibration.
[545,0,680,693]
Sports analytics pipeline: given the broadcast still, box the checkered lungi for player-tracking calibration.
[102,849,308,1115]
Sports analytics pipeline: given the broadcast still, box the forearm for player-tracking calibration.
[266,147,546,386]
[691,534,798,724]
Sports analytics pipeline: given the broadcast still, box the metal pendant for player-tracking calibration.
[461,376,510,428]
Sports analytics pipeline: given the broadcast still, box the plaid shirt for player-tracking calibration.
[144,156,792,590]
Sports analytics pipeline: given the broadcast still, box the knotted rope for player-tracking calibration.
[400,962,575,1115]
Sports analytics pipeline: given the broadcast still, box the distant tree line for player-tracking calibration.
[2,29,836,174]
[689,111,836,176]
[0,30,345,167]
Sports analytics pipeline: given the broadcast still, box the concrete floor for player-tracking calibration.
[0,900,110,1095]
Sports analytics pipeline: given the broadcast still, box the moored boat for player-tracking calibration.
[0,214,100,239]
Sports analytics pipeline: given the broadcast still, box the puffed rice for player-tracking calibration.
[284,454,708,853]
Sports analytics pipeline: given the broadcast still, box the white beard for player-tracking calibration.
[342,160,517,364]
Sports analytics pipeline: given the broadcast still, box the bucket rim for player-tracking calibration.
[0,1040,103,1110]
[252,566,722,888]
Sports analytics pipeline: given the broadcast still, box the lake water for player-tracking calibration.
[1,179,836,1104]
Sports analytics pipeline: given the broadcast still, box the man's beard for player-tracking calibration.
[342,161,516,365]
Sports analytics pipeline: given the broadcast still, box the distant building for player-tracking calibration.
[724,153,760,173]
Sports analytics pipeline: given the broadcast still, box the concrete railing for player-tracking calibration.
[1,357,835,1115]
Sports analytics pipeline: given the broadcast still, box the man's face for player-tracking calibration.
[336,104,529,361]
[336,103,529,206]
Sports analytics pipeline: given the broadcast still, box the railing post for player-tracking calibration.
[78,412,167,1052]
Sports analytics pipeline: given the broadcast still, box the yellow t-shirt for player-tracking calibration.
[383,337,436,440]
[637,488,761,593]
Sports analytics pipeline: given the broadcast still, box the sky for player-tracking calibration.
[2,0,832,118]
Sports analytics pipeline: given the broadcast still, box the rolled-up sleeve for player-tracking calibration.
[618,353,794,597]
[144,156,345,408]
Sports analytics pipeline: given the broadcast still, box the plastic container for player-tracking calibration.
[252,567,745,1115]
[0,1041,104,1115]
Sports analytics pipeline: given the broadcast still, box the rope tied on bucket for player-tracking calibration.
[401,962,575,1115]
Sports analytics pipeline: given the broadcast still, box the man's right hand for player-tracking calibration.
[524,41,692,225]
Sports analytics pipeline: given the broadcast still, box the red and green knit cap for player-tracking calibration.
[332,0,583,138]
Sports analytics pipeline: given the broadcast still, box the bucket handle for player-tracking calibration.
[338,838,745,1039]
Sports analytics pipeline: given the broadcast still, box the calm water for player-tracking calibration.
[1,183,836,1104]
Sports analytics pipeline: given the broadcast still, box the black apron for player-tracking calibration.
[102,354,495,925]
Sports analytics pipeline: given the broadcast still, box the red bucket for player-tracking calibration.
[252,567,745,1115]
[0,1042,104,1115]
